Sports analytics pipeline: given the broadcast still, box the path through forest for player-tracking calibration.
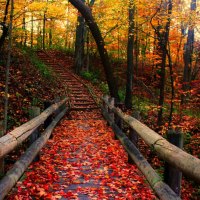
[6,51,156,199]
[7,119,155,199]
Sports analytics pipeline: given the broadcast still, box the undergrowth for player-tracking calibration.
[22,47,53,80]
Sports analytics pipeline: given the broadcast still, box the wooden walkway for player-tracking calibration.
[7,119,155,199]
[6,51,155,199]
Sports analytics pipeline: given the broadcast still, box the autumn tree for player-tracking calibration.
[4,0,14,134]
[69,0,119,100]
[150,0,173,127]
[182,0,197,103]
[74,0,85,74]
[125,0,135,109]
[0,0,10,52]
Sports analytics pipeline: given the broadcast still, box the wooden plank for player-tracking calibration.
[71,107,100,111]
[73,102,96,106]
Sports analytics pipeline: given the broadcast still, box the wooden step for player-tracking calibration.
[72,102,96,106]
[71,106,100,111]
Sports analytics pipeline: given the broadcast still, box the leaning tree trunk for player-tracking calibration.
[125,0,135,109]
[68,0,119,101]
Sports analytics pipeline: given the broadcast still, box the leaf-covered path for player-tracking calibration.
[5,51,156,199]
[7,119,155,199]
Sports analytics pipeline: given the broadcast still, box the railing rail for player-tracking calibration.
[0,97,68,199]
[0,98,67,159]
[101,95,200,200]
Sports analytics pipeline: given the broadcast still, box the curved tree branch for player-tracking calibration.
[68,0,119,100]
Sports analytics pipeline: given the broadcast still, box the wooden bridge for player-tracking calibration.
[0,51,199,200]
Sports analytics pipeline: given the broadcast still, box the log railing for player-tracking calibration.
[102,95,200,200]
[0,98,68,200]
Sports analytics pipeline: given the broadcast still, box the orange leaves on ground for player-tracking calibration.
[7,119,155,199]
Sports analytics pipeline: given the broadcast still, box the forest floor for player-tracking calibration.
[0,48,199,199]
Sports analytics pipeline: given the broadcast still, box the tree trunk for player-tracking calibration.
[21,12,27,46]
[37,21,42,48]
[125,0,135,109]
[68,0,119,100]
[43,12,46,50]
[3,0,14,134]
[182,0,196,104]
[0,121,4,176]
[74,0,85,74]
[0,0,10,51]
[85,25,90,71]
[157,0,172,127]
[49,19,53,48]
[167,43,175,127]
[31,14,33,48]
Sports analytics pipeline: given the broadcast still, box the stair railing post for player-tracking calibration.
[164,129,183,196]
[28,106,41,162]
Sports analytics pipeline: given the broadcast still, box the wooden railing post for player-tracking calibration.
[0,121,4,176]
[44,101,52,128]
[114,103,124,140]
[164,129,183,196]
[104,95,109,113]
[44,101,53,138]
[109,97,115,122]
[128,110,140,164]
[28,106,41,162]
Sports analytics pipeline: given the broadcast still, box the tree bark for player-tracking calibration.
[157,0,172,127]
[31,14,34,48]
[68,0,119,100]
[43,12,46,50]
[3,0,14,134]
[74,1,85,74]
[49,19,53,48]
[0,0,10,51]
[125,0,135,109]
[182,0,196,104]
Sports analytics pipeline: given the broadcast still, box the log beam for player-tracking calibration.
[101,107,180,200]
[102,97,200,183]
[0,108,67,200]
[0,98,67,159]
